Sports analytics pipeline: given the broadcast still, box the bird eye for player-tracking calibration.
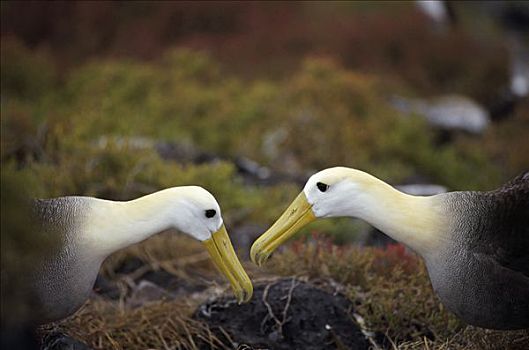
[205,209,216,218]
[316,182,329,192]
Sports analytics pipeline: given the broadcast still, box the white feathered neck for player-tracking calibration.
[305,168,448,253]
[80,187,222,257]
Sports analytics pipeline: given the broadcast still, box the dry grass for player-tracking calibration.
[49,299,228,350]
[39,233,528,349]
[41,232,244,349]
[267,234,529,349]
[392,327,529,350]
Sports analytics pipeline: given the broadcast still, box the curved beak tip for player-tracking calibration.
[250,243,270,267]
[241,278,254,303]
[233,281,253,304]
[241,285,254,304]
[258,253,269,267]
[250,246,262,266]
[204,225,254,303]
[250,191,315,267]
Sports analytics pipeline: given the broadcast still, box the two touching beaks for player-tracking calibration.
[207,190,313,303]
[214,170,327,303]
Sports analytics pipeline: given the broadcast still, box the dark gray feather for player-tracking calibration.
[426,171,529,329]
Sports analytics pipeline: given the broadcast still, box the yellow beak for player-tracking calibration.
[250,192,316,266]
[203,224,253,303]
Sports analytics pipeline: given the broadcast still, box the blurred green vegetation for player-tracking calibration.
[0,36,526,240]
[0,2,512,107]
[1,169,58,327]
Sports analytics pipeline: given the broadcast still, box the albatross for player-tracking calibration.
[251,167,529,330]
[30,186,252,324]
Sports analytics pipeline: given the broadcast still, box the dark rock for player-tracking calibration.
[416,0,456,27]
[156,140,305,187]
[395,184,447,196]
[41,332,91,350]
[138,268,208,296]
[1,325,39,350]
[155,141,200,162]
[92,275,121,300]
[235,157,271,181]
[195,278,369,350]
[391,95,490,134]
[93,257,147,299]
[499,3,529,33]
[230,223,269,258]
[126,280,175,308]
[98,136,308,187]
[95,259,209,301]
[139,269,180,290]
[114,257,145,275]
[363,229,398,248]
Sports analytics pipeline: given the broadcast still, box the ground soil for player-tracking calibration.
[194,278,369,350]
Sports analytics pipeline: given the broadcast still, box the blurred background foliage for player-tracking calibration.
[1,0,528,246]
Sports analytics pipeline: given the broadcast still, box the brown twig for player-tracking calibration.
[279,278,298,329]
[260,282,282,334]
[260,278,299,338]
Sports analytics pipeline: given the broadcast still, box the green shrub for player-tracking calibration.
[0,38,57,101]
[256,58,499,189]
[0,44,512,243]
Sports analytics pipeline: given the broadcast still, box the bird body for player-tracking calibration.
[251,167,529,329]
[28,187,252,324]
[32,196,108,323]
[427,178,529,329]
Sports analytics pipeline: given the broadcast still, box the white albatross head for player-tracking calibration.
[167,186,224,241]
[303,167,374,218]
[170,187,253,302]
[251,167,391,266]
[109,186,253,303]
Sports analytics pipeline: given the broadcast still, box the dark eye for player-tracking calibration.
[205,209,216,218]
[316,182,329,192]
